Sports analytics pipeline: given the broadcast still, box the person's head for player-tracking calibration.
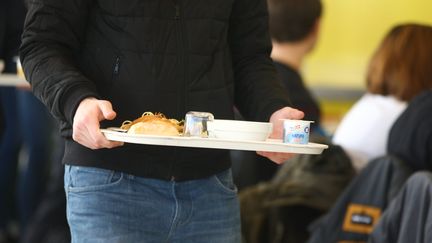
[267,0,323,44]
[367,23,432,101]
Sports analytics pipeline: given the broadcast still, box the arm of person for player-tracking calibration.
[228,0,293,122]
[228,0,304,163]
[19,0,122,149]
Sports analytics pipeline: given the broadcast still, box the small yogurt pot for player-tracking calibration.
[282,119,314,144]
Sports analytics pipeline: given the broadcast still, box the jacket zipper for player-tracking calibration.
[172,1,187,116]
[113,56,120,76]
[171,0,187,178]
[174,3,180,20]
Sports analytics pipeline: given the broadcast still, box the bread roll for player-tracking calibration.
[121,112,183,136]
[127,119,180,136]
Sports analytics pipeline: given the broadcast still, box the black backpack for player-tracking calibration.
[307,155,413,243]
[240,144,355,243]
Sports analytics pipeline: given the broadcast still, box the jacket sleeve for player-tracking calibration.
[20,0,100,125]
[228,0,292,122]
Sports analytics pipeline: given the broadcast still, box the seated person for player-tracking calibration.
[368,90,432,242]
[308,90,432,243]
[386,89,432,171]
[332,24,432,171]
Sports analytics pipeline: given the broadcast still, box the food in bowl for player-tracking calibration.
[120,112,183,136]
[207,119,273,141]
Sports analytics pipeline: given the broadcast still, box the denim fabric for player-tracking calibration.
[16,90,54,227]
[0,88,56,230]
[64,165,241,243]
[0,87,21,229]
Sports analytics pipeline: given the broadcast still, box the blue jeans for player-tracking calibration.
[0,87,21,229]
[1,88,56,229]
[16,90,55,227]
[64,165,241,243]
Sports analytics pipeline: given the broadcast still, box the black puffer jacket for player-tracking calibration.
[20,0,291,180]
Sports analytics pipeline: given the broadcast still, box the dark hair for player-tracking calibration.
[367,24,432,101]
[267,0,322,42]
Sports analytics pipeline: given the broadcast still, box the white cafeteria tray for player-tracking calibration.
[101,128,328,155]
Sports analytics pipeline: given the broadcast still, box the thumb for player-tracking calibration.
[98,100,117,121]
[290,109,304,120]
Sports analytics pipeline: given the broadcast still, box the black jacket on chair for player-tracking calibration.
[369,171,432,243]
[307,155,413,243]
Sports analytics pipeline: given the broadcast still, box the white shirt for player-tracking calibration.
[332,93,407,171]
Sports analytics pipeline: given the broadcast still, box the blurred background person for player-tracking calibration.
[13,80,59,242]
[232,0,324,189]
[308,88,432,243]
[0,0,26,241]
[0,100,4,138]
[20,135,69,243]
[332,23,432,171]
[1,0,63,242]
[369,90,432,242]
[269,0,323,130]
[386,89,432,172]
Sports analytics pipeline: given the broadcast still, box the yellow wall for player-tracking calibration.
[303,0,432,89]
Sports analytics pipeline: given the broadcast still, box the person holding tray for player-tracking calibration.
[20,0,304,242]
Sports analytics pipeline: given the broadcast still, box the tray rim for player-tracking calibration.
[101,128,328,155]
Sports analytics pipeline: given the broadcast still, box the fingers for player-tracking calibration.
[288,108,304,120]
[270,107,305,122]
[98,100,117,120]
[86,121,124,149]
[72,115,124,149]
[72,98,123,150]
[257,107,305,164]
[269,106,305,139]
[256,151,296,164]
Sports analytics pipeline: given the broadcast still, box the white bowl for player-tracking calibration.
[207,119,273,141]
